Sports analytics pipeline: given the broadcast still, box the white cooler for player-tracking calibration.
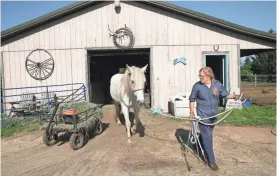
[168,92,197,118]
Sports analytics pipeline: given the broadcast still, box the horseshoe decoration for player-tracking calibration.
[213,45,219,51]
[25,49,55,81]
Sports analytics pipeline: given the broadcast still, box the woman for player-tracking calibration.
[189,67,236,171]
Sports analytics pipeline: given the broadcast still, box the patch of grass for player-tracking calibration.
[220,105,276,126]
[1,121,40,137]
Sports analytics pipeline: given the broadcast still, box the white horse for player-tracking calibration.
[110,64,148,143]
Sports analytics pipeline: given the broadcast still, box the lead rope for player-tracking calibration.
[142,96,246,144]
[142,94,246,169]
[196,98,247,126]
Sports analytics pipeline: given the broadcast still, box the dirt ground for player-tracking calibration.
[241,83,276,105]
[1,105,276,176]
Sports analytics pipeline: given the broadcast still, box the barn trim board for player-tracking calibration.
[237,45,241,89]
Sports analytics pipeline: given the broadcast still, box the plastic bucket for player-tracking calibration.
[242,99,251,107]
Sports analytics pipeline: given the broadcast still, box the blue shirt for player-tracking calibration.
[189,80,229,119]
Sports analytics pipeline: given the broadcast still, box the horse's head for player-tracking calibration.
[126,64,148,106]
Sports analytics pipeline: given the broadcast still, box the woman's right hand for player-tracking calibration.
[189,111,195,119]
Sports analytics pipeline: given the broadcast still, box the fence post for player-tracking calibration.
[254,74,257,88]
[46,86,50,111]
[83,85,86,101]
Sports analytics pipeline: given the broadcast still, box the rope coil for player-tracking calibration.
[108,24,135,49]
[190,120,197,144]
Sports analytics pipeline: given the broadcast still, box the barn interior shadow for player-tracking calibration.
[175,128,206,164]
[118,112,145,137]
[56,122,110,147]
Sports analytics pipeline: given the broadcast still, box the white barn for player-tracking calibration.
[1,1,276,112]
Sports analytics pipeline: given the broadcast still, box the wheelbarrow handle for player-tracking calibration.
[45,102,61,134]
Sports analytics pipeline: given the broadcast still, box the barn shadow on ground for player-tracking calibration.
[118,112,145,137]
[175,128,207,164]
[56,122,110,147]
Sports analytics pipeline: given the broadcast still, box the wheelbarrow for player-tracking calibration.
[42,102,103,150]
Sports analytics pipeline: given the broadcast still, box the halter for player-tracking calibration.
[130,80,144,93]
[132,88,144,92]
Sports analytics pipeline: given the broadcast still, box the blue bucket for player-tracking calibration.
[242,99,251,107]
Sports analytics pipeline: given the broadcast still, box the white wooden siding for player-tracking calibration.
[1,49,86,109]
[152,45,239,111]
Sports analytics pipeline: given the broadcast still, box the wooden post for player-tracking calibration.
[254,74,257,88]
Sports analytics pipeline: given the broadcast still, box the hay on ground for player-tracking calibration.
[48,101,103,129]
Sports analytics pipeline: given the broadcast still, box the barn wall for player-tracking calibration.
[2,49,86,88]
[1,49,87,109]
[152,44,239,111]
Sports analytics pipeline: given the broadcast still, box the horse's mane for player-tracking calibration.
[120,70,132,96]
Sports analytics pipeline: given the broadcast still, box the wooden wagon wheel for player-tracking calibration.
[25,49,55,80]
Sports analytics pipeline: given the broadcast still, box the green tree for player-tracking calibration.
[241,57,253,75]
[250,29,276,74]
[250,52,276,74]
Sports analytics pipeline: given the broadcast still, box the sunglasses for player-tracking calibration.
[198,75,206,78]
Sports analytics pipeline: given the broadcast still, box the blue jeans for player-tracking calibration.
[198,118,216,164]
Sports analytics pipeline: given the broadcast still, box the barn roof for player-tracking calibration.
[1,1,276,42]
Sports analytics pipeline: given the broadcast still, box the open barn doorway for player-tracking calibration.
[204,54,229,106]
[87,48,151,107]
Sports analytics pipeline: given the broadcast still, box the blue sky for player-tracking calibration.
[1,1,276,32]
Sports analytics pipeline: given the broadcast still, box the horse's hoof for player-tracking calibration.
[116,120,122,126]
[127,139,132,144]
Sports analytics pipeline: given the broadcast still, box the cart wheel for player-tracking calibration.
[43,132,58,146]
[95,120,103,135]
[69,133,85,150]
